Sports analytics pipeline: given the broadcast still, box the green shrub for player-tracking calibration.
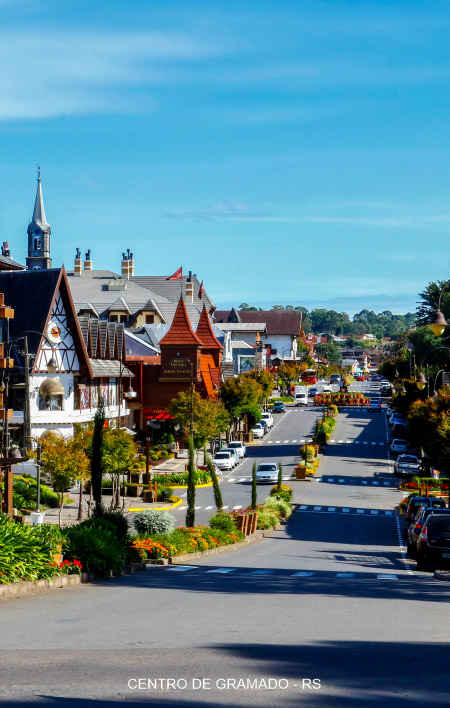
[263,496,292,519]
[97,510,130,543]
[0,515,64,584]
[152,470,211,486]
[300,445,315,461]
[270,484,292,502]
[63,525,126,576]
[256,511,279,530]
[209,511,237,533]
[40,484,60,508]
[159,450,169,459]
[134,510,176,535]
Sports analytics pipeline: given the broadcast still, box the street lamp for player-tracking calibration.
[430,281,450,336]
[416,372,427,391]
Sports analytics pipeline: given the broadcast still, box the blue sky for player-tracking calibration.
[1,0,450,315]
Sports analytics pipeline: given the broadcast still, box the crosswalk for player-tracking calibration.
[152,566,400,581]
[319,476,392,486]
[265,439,385,445]
[295,504,394,516]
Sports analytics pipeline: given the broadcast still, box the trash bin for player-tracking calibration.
[161,490,169,503]
[30,512,45,526]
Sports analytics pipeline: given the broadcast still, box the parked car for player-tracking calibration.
[308,387,318,398]
[252,423,265,438]
[322,385,333,393]
[227,440,246,458]
[255,462,279,484]
[388,413,406,427]
[392,423,408,438]
[330,375,341,385]
[221,448,240,466]
[380,379,390,386]
[212,451,235,471]
[381,385,392,397]
[416,514,450,571]
[272,402,285,413]
[407,507,450,558]
[294,392,308,406]
[261,412,274,428]
[393,454,421,477]
[368,398,382,411]
[386,406,395,417]
[259,419,268,433]
[390,438,408,455]
[405,496,447,530]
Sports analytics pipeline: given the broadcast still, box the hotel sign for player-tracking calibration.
[163,356,192,377]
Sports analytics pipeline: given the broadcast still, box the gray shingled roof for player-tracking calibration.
[130,274,215,309]
[217,322,267,332]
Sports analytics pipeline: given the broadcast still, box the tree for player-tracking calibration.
[102,428,138,507]
[186,436,196,527]
[206,452,223,511]
[220,374,263,434]
[416,280,450,327]
[169,391,229,451]
[38,433,90,526]
[277,362,300,393]
[251,461,257,510]
[314,342,342,365]
[277,461,283,493]
[408,389,450,479]
[91,399,106,516]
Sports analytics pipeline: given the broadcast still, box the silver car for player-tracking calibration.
[255,463,279,484]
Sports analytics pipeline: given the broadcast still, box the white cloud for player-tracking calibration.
[0,30,223,119]
[160,203,271,222]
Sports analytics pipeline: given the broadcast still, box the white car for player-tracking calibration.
[255,462,279,484]
[390,439,409,455]
[221,448,240,466]
[389,414,406,427]
[227,441,246,458]
[322,385,333,394]
[261,412,274,428]
[394,454,421,476]
[252,424,265,439]
[294,392,308,406]
[212,451,235,470]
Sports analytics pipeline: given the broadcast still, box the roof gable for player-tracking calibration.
[159,296,203,347]
[196,306,223,351]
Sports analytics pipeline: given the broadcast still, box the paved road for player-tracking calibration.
[2,397,450,707]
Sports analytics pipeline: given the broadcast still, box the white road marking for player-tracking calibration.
[339,479,345,483]
[292,571,315,577]
[363,442,368,445]
[330,439,335,442]
[385,511,392,515]
[313,506,322,511]
[371,510,379,515]
[228,478,235,482]
[373,481,379,485]
[206,568,236,573]
[328,478,334,482]
[384,482,389,486]
[179,505,187,510]
[267,441,273,444]
[238,478,246,482]
[379,442,384,445]
[283,440,289,443]
[357,509,364,513]
[355,441,360,444]
[343,508,350,512]
[232,505,242,510]
[346,440,352,443]
[377,574,398,580]
[205,506,214,510]
[338,440,344,443]
[300,439,305,443]
[299,505,308,510]
[371,442,377,445]
[292,440,297,443]
[194,506,202,510]
[250,569,275,575]
[336,572,355,578]
[222,506,229,510]
[167,566,197,571]
[328,507,336,511]
[275,441,281,444]
[362,481,368,485]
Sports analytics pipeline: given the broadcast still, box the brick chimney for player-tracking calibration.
[185,270,194,302]
[121,249,134,279]
[84,249,93,271]
[74,247,82,276]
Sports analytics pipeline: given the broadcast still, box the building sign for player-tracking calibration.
[162,356,192,377]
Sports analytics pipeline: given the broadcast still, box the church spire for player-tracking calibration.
[26,166,52,270]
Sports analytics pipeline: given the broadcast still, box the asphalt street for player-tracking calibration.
[2,381,450,708]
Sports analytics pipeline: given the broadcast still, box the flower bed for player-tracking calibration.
[314,393,369,406]
[131,526,245,559]
[152,470,211,486]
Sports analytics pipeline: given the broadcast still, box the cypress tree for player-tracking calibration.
[251,461,257,510]
[91,398,105,517]
[277,460,283,492]
[206,452,223,511]
[186,435,196,527]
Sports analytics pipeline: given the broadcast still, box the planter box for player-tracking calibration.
[126,486,143,498]
[143,490,155,503]
[130,473,141,484]
[102,488,114,496]
[295,467,306,480]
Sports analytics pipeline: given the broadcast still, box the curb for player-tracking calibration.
[144,531,272,566]
[129,498,183,512]
[433,570,450,582]
[0,563,148,600]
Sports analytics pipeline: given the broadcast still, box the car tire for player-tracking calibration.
[416,556,428,572]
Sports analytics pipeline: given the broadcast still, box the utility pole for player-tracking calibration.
[24,336,31,454]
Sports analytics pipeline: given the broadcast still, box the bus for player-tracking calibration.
[301,369,317,384]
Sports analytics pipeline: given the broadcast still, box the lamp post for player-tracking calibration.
[430,280,450,337]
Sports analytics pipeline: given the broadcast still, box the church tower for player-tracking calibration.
[26,167,52,270]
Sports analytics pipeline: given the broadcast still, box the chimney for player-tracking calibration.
[185,282,194,302]
[121,249,134,279]
[84,249,92,271]
[74,247,82,276]
[1,242,10,258]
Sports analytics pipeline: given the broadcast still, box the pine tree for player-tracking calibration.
[277,461,283,492]
[186,435,196,527]
[205,451,223,511]
[91,398,105,517]
[251,461,257,510]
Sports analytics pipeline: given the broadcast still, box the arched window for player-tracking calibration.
[34,237,41,250]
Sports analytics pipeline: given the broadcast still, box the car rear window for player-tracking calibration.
[215,452,229,458]
[371,399,381,404]
[427,517,450,531]
[400,456,417,463]
[228,442,241,448]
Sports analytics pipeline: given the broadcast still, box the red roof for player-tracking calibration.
[196,306,223,350]
[159,296,203,347]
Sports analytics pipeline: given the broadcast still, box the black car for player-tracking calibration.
[416,514,450,571]
[272,402,285,413]
[380,385,391,397]
[405,496,447,533]
[407,507,450,558]
[392,423,408,438]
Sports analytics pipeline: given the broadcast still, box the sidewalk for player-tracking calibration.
[28,453,191,527]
